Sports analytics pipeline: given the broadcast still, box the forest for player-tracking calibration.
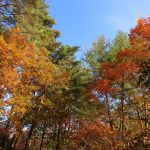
[0,0,149,150]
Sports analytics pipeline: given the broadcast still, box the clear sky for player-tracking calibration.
[45,0,150,50]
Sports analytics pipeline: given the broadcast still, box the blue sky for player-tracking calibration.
[45,0,150,50]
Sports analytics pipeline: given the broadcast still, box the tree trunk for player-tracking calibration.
[11,138,18,150]
[39,123,46,150]
[24,122,35,150]
[106,95,113,131]
[7,134,16,150]
[119,82,125,150]
[55,125,61,150]
[136,109,144,131]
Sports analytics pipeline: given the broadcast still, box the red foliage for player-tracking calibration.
[71,120,115,149]
[95,79,115,94]
[129,18,150,43]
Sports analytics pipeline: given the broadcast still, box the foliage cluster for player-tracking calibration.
[0,1,149,150]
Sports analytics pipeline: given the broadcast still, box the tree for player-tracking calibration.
[0,28,69,149]
[0,0,60,49]
[93,19,150,149]
[129,18,150,91]
[108,31,130,61]
[69,120,115,150]
[85,31,130,78]
[85,36,109,77]
[42,45,100,149]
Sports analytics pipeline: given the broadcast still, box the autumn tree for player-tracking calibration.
[69,120,115,150]
[41,45,100,149]
[0,0,149,149]
[0,27,69,149]
[93,18,150,149]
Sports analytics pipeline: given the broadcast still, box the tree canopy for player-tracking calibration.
[0,0,149,150]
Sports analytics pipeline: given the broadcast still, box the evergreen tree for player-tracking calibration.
[14,0,60,48]
[108,31,130,61]
[0,0,60,49]
[48,45,99,148]
[85,31,130,78]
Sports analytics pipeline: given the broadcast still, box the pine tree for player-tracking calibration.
[14,0,60,48]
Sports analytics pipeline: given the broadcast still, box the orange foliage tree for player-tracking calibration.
[0,28,70,149]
